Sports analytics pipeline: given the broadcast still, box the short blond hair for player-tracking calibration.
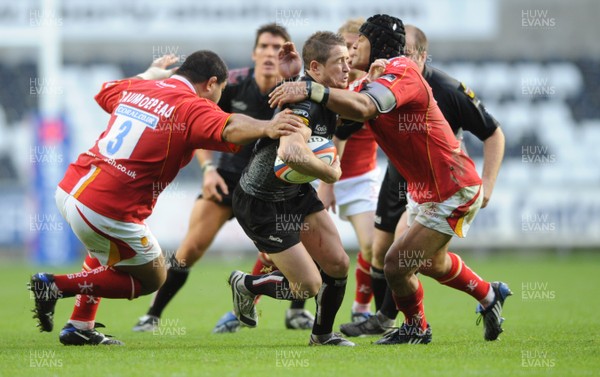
[338,18,366,35]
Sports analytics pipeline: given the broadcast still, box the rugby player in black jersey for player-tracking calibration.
[228,31,359,346]
[338,24,506,341]
[132,23,314,333]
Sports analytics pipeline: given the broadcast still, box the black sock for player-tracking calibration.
[370,266,388,311]
[243,271,304,300]
[290,300,306,309]
[147,264,189,318]
[380,286,400,320]
[313,271,347,335]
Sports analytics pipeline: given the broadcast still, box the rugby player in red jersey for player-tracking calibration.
[270,14,512,344]
[29,51,304,345]
[339,24,506,340]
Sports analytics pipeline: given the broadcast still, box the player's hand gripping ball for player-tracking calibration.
[274,136,337,184]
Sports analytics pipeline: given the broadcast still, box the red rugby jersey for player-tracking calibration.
[59,75,237,223]
[340,75,378,180]
[366,57,481,203]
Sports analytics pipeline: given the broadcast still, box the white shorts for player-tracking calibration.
[334,168,380,221]
[55,188,162,266]
[405,185,483,238]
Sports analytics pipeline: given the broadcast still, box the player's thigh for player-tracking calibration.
[267,243,322,297]
[301,210,349,278]
[176,199,233,264]
[347,210,375,258]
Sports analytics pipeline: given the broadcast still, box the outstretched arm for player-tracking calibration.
[269,82,379,122]
[222,109,305,145]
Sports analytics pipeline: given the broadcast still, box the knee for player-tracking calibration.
[293,276,322,299]
[383,249,397,274]
[177,238,210,267]
[324,251,349,278]
[139,267,167,296]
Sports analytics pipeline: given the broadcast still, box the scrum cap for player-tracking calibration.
[359,14,405,66]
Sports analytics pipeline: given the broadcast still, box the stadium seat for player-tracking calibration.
[546,62,584,100]
[478,62,514,101]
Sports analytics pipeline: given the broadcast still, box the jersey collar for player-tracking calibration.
[171,75,196,93]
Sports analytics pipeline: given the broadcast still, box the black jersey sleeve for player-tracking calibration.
[335,119,364,140]
[283,99,314,130]
[446,82,500,141]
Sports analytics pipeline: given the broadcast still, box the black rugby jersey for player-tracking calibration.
[239,75,337,201]
[217,68,276,174]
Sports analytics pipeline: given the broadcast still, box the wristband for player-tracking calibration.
[201,161,215,173]
[308,82,330,104]
[136,67,172,81]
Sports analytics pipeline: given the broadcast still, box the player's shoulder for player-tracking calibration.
[378,56,421,83]
[386,56,419,73]
[424,65,460,89]
[100,78,132,91]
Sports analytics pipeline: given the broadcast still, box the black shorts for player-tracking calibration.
[375,163,408,233]
[232,184,324,253]
[197,168,241,209]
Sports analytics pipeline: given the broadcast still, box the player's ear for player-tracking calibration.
[206,76,219,91]
[309,60,321,76]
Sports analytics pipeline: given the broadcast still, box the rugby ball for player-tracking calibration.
[274,136,337,184]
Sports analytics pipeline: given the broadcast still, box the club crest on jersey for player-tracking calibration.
[460,83,476,99]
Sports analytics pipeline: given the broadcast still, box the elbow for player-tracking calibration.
[222,124,249,146]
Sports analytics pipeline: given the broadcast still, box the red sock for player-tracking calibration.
[54,265,142,299]
[70,255,103,328]
[354,253,373,305]
[252,252,278,275]
[436,252,491,301]
[393,280,427,331]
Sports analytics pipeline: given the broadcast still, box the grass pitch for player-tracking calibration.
[1,251,598,377]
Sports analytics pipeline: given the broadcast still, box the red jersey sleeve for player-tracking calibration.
[373,57,426,110]
[185,98,239,153]
[94,79,132,114]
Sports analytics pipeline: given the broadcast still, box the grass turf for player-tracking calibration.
[0,251,598,377]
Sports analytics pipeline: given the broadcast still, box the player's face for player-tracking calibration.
[351,34,371,71]
[404,32,427,71]
[319,45,350,89]
[252,32,286,78]
[341,32,360,69]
